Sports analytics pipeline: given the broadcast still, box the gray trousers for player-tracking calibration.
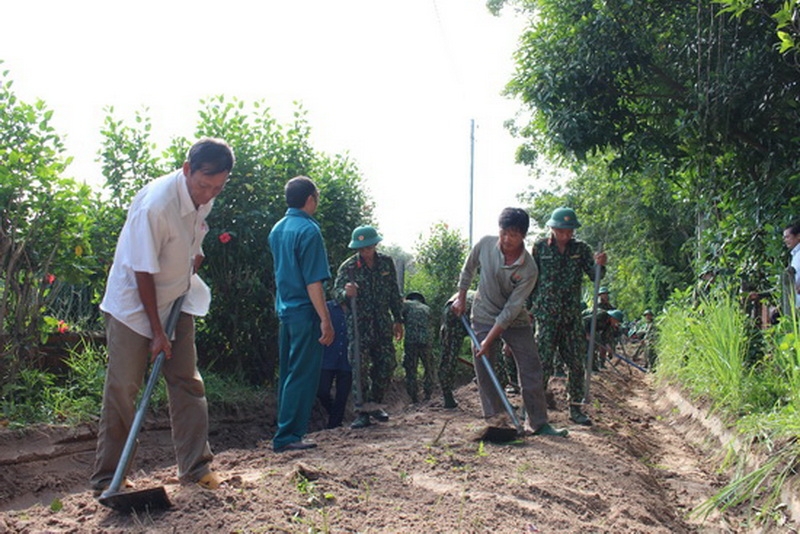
[471,322,548,431]
[90,313,213,489]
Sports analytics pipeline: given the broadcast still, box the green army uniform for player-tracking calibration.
[582,308,619,369]
[597,287,614,311]
[438,291,503,409]
[333,251,403,407]
[638,311,657,369]
[531,229,604,418]
[402,295,434,403]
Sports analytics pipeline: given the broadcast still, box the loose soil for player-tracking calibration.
[0,360,797,533]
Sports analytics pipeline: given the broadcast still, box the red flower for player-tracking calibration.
[57,320,69,333]
[219,232,232,244]
[45,273,56,284]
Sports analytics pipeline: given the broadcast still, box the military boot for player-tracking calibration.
[443,391,458,409]
[350,412,371,429]
[569,406,593,426]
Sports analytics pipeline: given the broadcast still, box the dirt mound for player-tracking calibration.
[0,365,794,533]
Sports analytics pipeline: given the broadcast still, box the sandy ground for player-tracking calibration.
[0,357,796,533]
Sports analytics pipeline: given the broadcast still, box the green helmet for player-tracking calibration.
[349,226,383,249]
[546,207,582,229]
[608,309,624,322]
[598,286,609,295]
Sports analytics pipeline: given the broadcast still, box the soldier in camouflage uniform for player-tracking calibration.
[583,308,622,370]
[333,226,404,429]
[531,207,606,426]
[402,292,434,403]
[597,287,613,311]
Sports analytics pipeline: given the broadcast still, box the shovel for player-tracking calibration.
[459,315,523,442]
[99,295,185,513]
[347,267,365,411]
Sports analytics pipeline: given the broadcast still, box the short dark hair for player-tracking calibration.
[187,138,235,174]
[785,220,800,236]
[285,176,318,208]
[498,207,529,235]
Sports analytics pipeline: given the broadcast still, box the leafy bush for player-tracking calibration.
[0,66,102,384]
[98,97,373,385]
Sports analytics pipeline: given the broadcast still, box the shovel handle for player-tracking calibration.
[102,295,185,498]
[459,314,523,434]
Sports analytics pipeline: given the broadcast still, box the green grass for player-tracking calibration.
[0,341,264,427]
[655,288,800,526]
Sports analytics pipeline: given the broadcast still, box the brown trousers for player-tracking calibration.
[90,313,213,489]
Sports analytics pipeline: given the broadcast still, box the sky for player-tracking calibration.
[1,0,546,251]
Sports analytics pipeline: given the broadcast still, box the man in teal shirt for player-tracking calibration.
[268,176,333,452]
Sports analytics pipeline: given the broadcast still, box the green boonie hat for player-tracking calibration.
[608,309,624,322]
[547,207,582,229]
[406,291,426,304]
[643,309,653,316]
[349,225,383,249]
[598,286,609,295]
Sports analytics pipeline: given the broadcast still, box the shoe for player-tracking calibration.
[443,391,458,409]
[370,409,389,422]
[545,390,557,410]
[532,423,568,437]
[569,406,593,426]
[197,471,222,489]
[274,440,318,453]
[350,413,372,429]
[92,478,134,498]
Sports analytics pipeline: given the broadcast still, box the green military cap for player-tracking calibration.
[349,225,383,249]
[643,309,653,316]
[406,291,426,304]
[608,309,624,322]
[598,286,610,295]
[546,207,582,229]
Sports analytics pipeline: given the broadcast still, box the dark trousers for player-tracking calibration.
[317,368,353,428]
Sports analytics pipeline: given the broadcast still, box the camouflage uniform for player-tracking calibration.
[531,235,604,405]
[402,299,434,402]
[333,252,403,404]
[582,308,615,369]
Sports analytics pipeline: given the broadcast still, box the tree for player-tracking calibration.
[407,222,469,328]
[99,97,373,384]
[496,0,800,312]
[0,66,99,381]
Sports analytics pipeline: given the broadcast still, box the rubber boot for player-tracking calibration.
[569,406,593,426]
[443,391,457,409]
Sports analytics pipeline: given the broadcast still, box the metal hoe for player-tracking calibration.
[460,315,524,436]
[347,268,364,410]
[99,295,185,513]
[584,245,603,404]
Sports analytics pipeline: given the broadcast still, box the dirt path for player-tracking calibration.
[0,366,794,533]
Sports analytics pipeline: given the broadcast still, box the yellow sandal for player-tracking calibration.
[197,471,222,490]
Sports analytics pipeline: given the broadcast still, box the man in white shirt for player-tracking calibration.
[90,138,234,495]
[783,221,800,308]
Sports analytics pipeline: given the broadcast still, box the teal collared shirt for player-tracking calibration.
[268,208,331,324]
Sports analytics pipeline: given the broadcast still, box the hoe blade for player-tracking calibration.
[99,486,171,514]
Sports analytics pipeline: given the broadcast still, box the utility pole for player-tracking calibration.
[469,119,475,248]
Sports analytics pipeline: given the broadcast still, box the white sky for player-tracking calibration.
[1,0,539,251]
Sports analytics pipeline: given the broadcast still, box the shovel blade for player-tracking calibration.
[473,425,520,443]
[99,486,171,514]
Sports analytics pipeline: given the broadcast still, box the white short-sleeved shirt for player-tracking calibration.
[791,243,800,307]
[100,169,213,338]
